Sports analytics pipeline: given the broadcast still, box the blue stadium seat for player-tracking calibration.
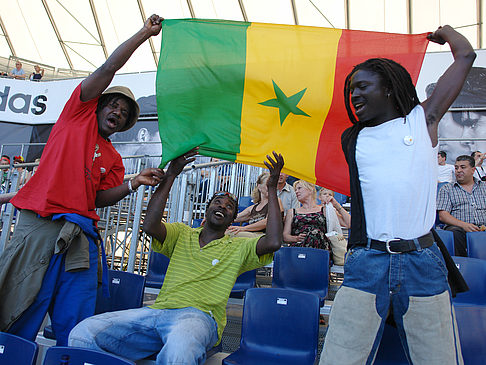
[95,270,146,314]
[452,256,486,305]
[454,305,486,365]
[467,231,486,260]
[192,218,203,228]
[237,196,253,213]
[43,346,135,365]
[145,251,170,289]
[0,332,38,365]
[230,270,256,299]
[44,270,146,340]
[272,247,329,306]
[222,288,320,365]
[435,229,455,256]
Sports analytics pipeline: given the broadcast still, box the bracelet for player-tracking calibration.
[127,178,137,194]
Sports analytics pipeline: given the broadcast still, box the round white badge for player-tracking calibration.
[403,135,414,145]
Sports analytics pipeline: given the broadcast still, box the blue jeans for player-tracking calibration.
[69,306,218,365]
[8,235,98,346]
[321,242,463,365]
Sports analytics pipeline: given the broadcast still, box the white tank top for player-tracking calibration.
[356,105,438,241]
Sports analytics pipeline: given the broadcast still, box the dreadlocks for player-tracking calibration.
[344,58,420,125]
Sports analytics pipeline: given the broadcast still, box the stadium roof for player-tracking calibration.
[0,0,483,77]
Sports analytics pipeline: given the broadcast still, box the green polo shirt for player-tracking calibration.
[150,223,273,343]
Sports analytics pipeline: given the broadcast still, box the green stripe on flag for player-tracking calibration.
[157,19,250,167]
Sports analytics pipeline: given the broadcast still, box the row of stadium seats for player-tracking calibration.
[436,229,486,259]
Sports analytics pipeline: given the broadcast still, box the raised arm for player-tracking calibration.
[256,152,284,256]
[142,148,198,243]
[422,25,476,146]
[80,15,163,102]
[95,168,164,208]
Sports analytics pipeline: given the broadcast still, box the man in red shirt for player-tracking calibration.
[0,15,164,346]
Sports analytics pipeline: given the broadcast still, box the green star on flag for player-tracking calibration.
[259,80,310,125]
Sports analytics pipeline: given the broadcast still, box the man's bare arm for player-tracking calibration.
[80,15,163,102]
[438,210,480,232]
[422,26,476,147]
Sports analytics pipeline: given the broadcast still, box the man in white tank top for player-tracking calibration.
[321,26,475,365]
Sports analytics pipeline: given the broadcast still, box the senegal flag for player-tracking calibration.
[156,19,428,194]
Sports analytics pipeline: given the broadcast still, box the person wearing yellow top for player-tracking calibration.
[69,148,285,365]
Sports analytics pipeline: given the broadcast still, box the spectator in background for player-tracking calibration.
[12,155,30,186]
[227,172,283,237]
[276,172,299,214]
[437,155,486,256]
[0,15,164,346]
[283,180,330,250]
[0,155,9,166]
[319,188,351,229]
[471,151,486,180]
[0,155,10,193]
[30,65,44,81]
[438,151,455,184]
[9,61,25,79]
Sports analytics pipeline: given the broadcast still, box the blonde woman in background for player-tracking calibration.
[283,180,331,250]
[319,188,351,229]
[227,172,283,237]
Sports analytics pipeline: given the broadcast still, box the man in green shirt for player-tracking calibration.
[69,149,284,365]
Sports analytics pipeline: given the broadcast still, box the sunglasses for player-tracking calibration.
[213,191,238,204]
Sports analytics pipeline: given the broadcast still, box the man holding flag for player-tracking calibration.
[321,26,475,364]
[70,150,285,364]
[0,15,164,346]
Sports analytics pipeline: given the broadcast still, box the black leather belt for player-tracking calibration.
[370,232,434,254]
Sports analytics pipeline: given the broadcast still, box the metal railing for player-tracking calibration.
[0,153,264,275]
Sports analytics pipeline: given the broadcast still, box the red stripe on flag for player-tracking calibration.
[314,30,428,195]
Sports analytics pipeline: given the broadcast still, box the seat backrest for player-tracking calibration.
[144,251,170,289]
[467,231,486,260]
[454,305,486,365]
[452,256,486,305]
[95,270,146,314]
[230,269,256,298]
[43,346,135,365]
[0,332,38,365]
[239,288,319,363]
[435,229,455,256]
[238,196,253,213]
[272,247,329,303]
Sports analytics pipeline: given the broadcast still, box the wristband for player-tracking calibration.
[128,178,137,194]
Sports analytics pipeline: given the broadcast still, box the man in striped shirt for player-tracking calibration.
[438,154,486,256]
[69,149,284,364]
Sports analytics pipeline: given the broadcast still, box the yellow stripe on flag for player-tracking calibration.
[237,23,342,183]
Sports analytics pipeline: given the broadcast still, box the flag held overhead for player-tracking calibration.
[156,19,428,194]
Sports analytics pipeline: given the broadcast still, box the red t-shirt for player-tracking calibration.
[11,83,125,221]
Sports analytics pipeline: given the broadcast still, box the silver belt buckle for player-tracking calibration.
[386,239,402,254]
